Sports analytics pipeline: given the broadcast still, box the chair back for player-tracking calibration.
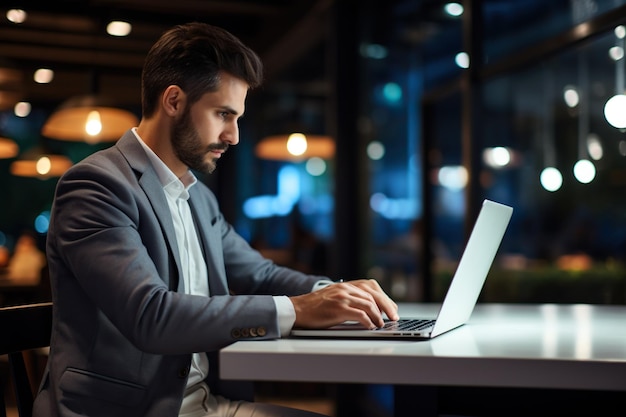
[0,302,53,417]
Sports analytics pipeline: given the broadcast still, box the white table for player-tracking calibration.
[220,303,626,415]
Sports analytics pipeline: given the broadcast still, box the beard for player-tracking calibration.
[171,107,228,175]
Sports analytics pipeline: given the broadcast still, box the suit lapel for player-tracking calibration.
[116,132,184,292]
[188,192,228,296]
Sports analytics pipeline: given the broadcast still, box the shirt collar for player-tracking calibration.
[131,127,197,200]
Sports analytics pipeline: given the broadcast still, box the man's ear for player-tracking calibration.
[162,85,186,117]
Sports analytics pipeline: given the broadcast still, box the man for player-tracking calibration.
[33,22,398,417]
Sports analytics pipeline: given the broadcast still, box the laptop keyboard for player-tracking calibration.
[381,319,435,331]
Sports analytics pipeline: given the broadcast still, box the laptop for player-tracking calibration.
[290,199,513,340]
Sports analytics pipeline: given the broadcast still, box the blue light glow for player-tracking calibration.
[34,211,50,234]
[243,166,300,219]
[369,192,418,220]
[382,82,402,103]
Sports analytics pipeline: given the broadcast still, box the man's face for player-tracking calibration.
[171,72,248,174]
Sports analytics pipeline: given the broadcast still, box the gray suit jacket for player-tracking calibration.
[33,131,325,416]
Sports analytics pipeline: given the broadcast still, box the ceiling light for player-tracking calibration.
[437,165,468,190]
[586,133,603,160]
[573,159,596,184]
[366,141,385,160]
[107,21,132,37]
[455,52,470,68]
[604,94,626,128]
[34,68,54,84]
[540,167,562,192]
[609,46,623,61]
[286,133,307,156]
[14,101,31,117]
[563,86,579,107]
[483,147,512,168]
[444,3,464,17]
[6,9,27,24]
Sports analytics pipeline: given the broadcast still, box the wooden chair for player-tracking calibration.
[0,302,52,417]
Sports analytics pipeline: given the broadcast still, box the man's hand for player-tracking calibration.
[290,279,399,330]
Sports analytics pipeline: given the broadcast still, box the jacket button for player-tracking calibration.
[257,327,266,337]
[241,328,250,337]
[249,327,258,337]
[178,367,189,378]
[231,329,241,339]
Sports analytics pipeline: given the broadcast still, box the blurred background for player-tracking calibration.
[3,1,626,416]
[1,0,626,309]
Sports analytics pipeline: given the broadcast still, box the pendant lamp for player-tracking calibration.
[10,146,73,178]
[255,133,335,161]
[41,94,138,144]
[0,137,19,159]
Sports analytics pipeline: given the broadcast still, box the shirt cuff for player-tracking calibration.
[273,295,296,337]
[273,280,336,337]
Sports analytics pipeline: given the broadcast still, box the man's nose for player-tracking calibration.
[222,123,239,145]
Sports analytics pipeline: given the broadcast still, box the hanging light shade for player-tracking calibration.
[10,147,73,178]
[255,133,335,161]
[0,137,19,159]
[41,95,138,144]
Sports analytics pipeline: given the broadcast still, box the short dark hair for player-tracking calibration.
[141,22,264,117]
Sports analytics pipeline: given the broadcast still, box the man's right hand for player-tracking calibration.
[289,279,398,330]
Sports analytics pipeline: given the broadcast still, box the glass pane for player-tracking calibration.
[483,0,626,65]
[479,28,626,303]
